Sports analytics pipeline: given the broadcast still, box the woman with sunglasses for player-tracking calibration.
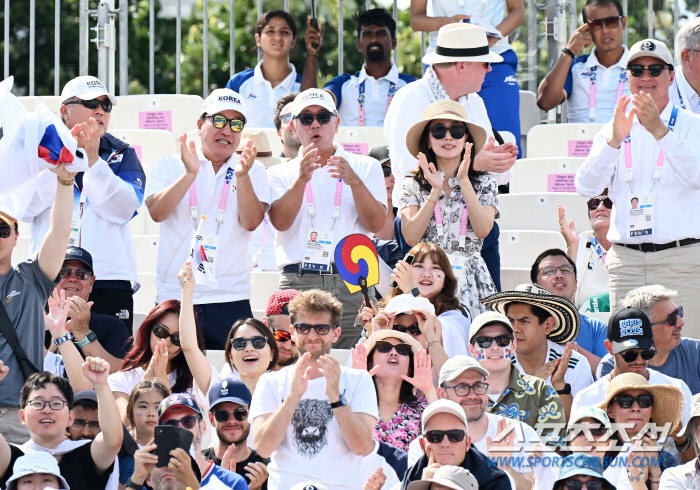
[350,331,437,451]
[222,318,279,397]
[399,100,497,318]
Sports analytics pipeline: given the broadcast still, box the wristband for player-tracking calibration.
[426,338,441,349]
[627,470,644,482]
[57,176,74,186]
[675,436,692,452]
[126,479,143,490]
[562,48,575,59]
[53,332,75,346]
[649,477,660,483]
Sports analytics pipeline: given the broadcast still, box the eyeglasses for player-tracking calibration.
[627,64,670,78]
[213,408,248,423]
[206,114,246,132]
[152,324,181,347]
[26,398,68,411]
[586,15,622,29]
[293,323,336,335]
[272,328,294,344]
[72,420,101,431]
[539,264,575,276]
[429,125,468,140]
[587,197,613,211]
[231,336,268,351]
[381,165,392,178]
[374,340,412,356]
[162,415,199,429]
[619,349,656,363]
[64,98,113,113]
[280,113,293,124]
[442,382,489,397]
[59,267,92,281]
[295,112,334,125]
[474,335,513,349]
[0,225,12,239]
[424,429,467,443]
[565,481,604,490]
[651,306,683,327]
[393,323,422,336]
[612,393,654,409]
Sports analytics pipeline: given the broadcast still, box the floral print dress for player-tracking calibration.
[399,173,499,317]
[373,398,428,451]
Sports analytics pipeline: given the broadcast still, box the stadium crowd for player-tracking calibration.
[4,1,700,489]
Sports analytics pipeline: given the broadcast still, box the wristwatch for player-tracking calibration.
[410,287,421,297]
[330,390,347,409]
[77,330,97,348]
[53,332,75,346]
[555,383,572,395]
[627,470,645,482]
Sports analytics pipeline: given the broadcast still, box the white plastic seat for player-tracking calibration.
[500,267,532,291]
[331,348,351,365]
[206,350,227,372]
[519,90,540,157]
[134,272,157,316]
[497,193,590,233]
[499,230,567,268]
[509,157,585,194]
[18,96,62,114]
[110,94,204,137]
[335,127,388,156]
[526,123,604,158]
[110,129,176,169]
[250,271,281,314]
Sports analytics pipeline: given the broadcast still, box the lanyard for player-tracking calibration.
[305,179,344,229]
[589,67,627,122]
[188,167,234,233]
[677,83,687,110]
[358,80,397,126]
[590,237,607,264]
[624,105,679,192]
[432,197,469,249]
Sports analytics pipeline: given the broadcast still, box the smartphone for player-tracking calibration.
[310,0,319,49]
[154,425,194,468]
[389,253,415,289]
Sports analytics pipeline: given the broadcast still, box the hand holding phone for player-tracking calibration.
[154,426,194,468]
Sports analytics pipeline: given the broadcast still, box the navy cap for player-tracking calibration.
[158,393,202,421]
[73,389,98,407]
[607,307,654,354]
[64,247,94,274]
[208,378,252,410]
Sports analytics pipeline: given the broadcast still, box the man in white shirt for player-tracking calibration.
[384,23,518,291]
[670,17,700,113]
[145,88,270,350]
[267,88,387,348]
[250,290,378,490]
[575,38,700,329]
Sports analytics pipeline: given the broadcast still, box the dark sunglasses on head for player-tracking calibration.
[231,336,268,351]
[293,323,335,335]
[651,306,683,327]
[296,112,334,126]
[281,113,293,124]
[162,415,199,429]
[424,429,467,443]
[381,165,392,178]
[429,125,468,140]
[374,340,412,356]
[474,334,513,349]
[59,267,92,281]
[565,480,604,490]
[213,408,248,423]
[613,393,654,409]
[272,328,294,344]
[0,225,12,239]
[207,114,246,132]
[619,349,656,363]
[64,98,113,113]
[628,64,670,78]
[586,15,622,29]
[152,324,181,347]
[587,197,613,211]
[393,323,422,336]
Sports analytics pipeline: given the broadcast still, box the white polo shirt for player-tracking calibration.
[564,46,630,123]
[267,144,387,269]
[670,65,700,113]
[145,149,271,304]
[225,61,302,129]
[323,64,417,127]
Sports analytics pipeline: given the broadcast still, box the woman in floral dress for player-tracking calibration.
[399,100,498,317]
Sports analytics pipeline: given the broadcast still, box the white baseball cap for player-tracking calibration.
[627,39,674,65]
[5,451,70,490]
[439,355,490,386]
[291,89,337,117]
[421,399,468,433]
[200,88,248,123]
[384,294,436,316]
[60,76,116,106]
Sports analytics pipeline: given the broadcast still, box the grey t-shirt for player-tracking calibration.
[0,255,57,406]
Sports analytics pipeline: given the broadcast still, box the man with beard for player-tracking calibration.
[324,8,417,127]
[250,289,378,490]
[274,93,302,159]
[203,378,270,489]
[264,289,301,370]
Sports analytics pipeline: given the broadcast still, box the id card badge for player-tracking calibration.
[200,235,220,275]
[447,253,467,296]
[301,229,335,273]
[628,194,655,238]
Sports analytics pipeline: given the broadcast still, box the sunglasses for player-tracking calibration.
[587,197,613,211]
[64,98,113,113]
[272,328,294,344]
[442,382,489,397]
[162,415,199,429]
[152,324,181,347]
[72,419,101,431]
[619,349,656,363]
[429,125,468,140]
[207,114,246,132]
[651,306,683,327]
[381,165,392,178]
[393,323,422,336]
[613,393,654,409]
[424,429,467,443]
[565,481,604,490]
[586,15,622,29]
[296,112,334,125]
[627,64,670,78]
[474,334,513,349]
[231,336,268,351]
[0,225,12,239]
[280,113,293,124]
[213,408,248,423]
[293,323,335,335]
[59,267,92,281]
[374,340,412,356]
[539,264,575,276]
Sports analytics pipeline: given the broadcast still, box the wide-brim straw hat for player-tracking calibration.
[596,372,684,435]
[680,392,700,440]
[482,284,580,344]
[422,23,504,65]
[363,330,423,355]
[236,128,288,168]
[405,100,487,160]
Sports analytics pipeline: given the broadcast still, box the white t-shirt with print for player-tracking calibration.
[249,365,378,490]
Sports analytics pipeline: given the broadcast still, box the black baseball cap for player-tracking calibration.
[607,307,654,354]
[64,247,94,274]
[368,146,391,165]
[73,389,98,408]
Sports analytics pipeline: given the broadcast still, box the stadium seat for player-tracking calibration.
[499,131,517,147]
[335,127,388,156]
[206,350,227,372]
[519,90,540,157]
[134,271,157,317]
[250,270,281,319]
[499,230,567,268]
[110,129,176,169]
[110,94,204,137]
[500,267,531,291]
[509,157,585,194]
[331,348,351,365]
[526,123,604,158]
[10,236,30,267]
[133,235,160,275]
[18,96,62,114]
[497,192,590,233]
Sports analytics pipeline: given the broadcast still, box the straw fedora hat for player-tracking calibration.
[422,23,504,65]
[596,372,684,435]
[236,129,288,168]
[405,100,488,160]
[482,284,580,344]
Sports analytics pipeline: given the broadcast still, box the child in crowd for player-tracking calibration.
[126,380,170,448]
[5,451,69,490]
